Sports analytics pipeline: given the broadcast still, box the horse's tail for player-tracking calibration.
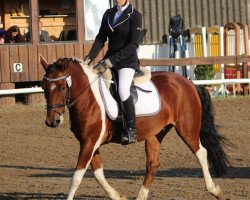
[196,86,230,177]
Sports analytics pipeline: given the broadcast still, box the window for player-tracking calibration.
[38,0,77,42]
[84,0,110,40]
[0,0,31,44]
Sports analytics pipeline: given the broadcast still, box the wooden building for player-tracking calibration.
[0,0,110,106]
[0,0,249,106]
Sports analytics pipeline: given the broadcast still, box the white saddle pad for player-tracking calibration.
[99,76,161,120]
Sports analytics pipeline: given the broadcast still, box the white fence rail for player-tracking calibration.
[192,79,250,97]
[0,79,249,96]
[192,79,250,85]
[0,87,43,95]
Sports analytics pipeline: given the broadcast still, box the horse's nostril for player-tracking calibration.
[45,120,59,128]
[55,119,61,126]
[45,120,51,127]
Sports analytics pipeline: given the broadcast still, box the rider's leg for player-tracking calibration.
[118,68,136,144]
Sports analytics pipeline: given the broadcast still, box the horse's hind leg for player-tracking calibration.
[175,125,223,198]
[91,149,128,200]
[136,136,161,200]
[195,143,224,198]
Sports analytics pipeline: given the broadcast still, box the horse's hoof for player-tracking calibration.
[216,190,226,200]
[213,185,225,199]
[207,184,225,199]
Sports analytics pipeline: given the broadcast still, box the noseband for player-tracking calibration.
[43,75,71,115]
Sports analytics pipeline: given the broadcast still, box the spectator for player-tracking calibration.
[25,21,52,42]
[0,25,25,44]
[0,29,4,36]
[39,21,51,42]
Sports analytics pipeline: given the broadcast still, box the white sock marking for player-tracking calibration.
[94,168,121,199]
[67,168,86,200]
[196,142,221,196]
[136,186,149,200]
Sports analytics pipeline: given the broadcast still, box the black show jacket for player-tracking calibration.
[87,4,142,70]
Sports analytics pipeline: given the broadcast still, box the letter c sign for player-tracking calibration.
[13,63,23,72]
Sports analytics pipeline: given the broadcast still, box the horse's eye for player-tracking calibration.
[60,86,66,91]
[41,82,45,90]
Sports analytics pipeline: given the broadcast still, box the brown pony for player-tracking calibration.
[39,54,229,200]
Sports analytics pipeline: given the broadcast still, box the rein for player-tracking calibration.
[43,72,102,111]
[67,73,102,108]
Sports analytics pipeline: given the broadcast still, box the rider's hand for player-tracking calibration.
[83,56,91,65]
[94,59,113,74]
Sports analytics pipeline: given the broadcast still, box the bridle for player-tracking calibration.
[43,71,102,113]
[43,75,71,115]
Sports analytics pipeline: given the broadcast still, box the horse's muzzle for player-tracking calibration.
[45,119,61,128]
[45,113,64,128]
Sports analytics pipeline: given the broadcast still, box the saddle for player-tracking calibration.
[99,67,161,121]
[99,68,161,143]
[98,67,161,143]
[109,68,151,104]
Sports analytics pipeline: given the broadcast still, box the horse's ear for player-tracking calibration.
[39,54,48,70]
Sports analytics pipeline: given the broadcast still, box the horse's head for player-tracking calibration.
[40,54,72,128]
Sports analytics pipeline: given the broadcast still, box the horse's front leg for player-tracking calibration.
[91,149,128,200]
[67,141,94,200]
[136,136,161,200]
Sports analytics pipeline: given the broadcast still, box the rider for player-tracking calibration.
[84,0,142,144]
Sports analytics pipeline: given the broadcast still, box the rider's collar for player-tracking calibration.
[116,1,129,12]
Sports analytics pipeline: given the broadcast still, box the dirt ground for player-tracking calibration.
[0,97,249,200]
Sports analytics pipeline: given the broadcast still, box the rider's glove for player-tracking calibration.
[94,59,113,74]
[83,56,91,65]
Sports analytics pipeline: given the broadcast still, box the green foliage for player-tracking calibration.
[194,64,215,80]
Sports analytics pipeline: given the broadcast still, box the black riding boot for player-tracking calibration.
[121,95,137,145]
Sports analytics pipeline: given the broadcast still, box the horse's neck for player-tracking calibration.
[69,62,100,110]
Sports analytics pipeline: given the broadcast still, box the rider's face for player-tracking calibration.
[115,0,127,6]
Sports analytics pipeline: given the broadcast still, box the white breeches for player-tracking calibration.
[118,68,135,101]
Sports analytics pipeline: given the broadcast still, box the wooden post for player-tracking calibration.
[0,1,4,29]
[237,22,250,94]
[219,27,225,80]
[224,22,242,94]
[25,93,45,106]
[25,0,42,106]
[0,83,15,107]
[2,1,11,29]
[30,0,39,45]
[76,0,84,57]
[243,62,249,96]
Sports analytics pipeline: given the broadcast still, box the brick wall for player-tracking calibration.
[225,65,243,92]
[225,66,243,79]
